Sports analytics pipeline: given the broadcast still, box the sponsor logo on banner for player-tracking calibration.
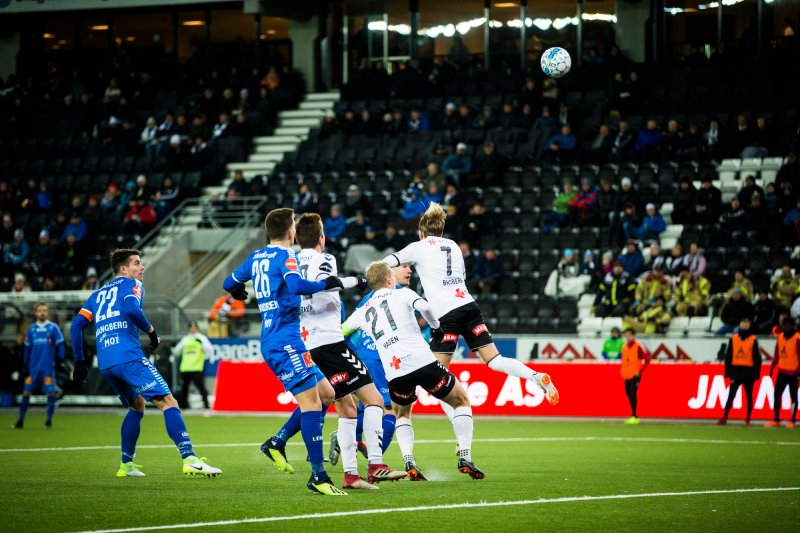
[205,338,262,377]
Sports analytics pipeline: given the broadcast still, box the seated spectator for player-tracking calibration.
[721,197,747,245]
[344,184,371,218]
[542,181,577,231]
[3,229,29,276]
[470,141,507,187]
[620,239,645,277]
[624,296,672,334]
[738,175,764,207]
[211,112,232,139]
[140,116,161,161]
[726,270,754,301]
[152,177,180,220]
[441,184,462,220]
[568,178,599,226]
[776,152,800,191]
[782,197,800,243]
[647,242,666,272]
[731,114,752,158]
[694,176,722,224]
[227,170,252,197]
[468,248,505,296]
[594,261,636,317]
[673,267,711,317]
[400,187,427,222]
[123,198,157,233]
[320,110,339,138]
[497,102,519,130]
[683,242,707,279]
[441,142,473,185]
[357,109,380,136]
[36,182,52,212]
[455,104,473,130]
[462,201,486,247]
[61,213,88,243]
[373,224,404,251]
[704,118,722,160]
[438,102,459,131]
[10,272,31,293]
[616,202,641,248]
[764,182,778,219]
[585,124,614,164]
[100,183,120,216]
[678,122,706,161]
[28,230,57,275]
[610,120,635,163]
[82,195,102,226]
[601,327,624,360]
[715,288,754,336]
[771,265,798,312]
[754,289,778,334]
[424,162,446,191]
[660,120,683,160]
[460,240,478,280]
[82,267,100,291]
[580,250,602,290]
[741,194,768,246]
[597,177,618,226]
[532,106,556,138]
[345,211,368,244]
[632,265,672,315]
[208,294,246,337]
[544,248,592,297]
[293,183,318,215]
[625,203,665,243]
[423,183,443,205]
[472,105,498,130]
[324,204,347,246]
[544,124,577,163]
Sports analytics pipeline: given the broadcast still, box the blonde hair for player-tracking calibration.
[419,202,446,237]
[366,261,393,291]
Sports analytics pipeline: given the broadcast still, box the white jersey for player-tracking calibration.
[344,288,435,381]
[298,249,344,350]
[385,236,475,317]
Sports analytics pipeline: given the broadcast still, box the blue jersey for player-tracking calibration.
[229,245,303,352]
[25,321,65,372]
[78,276,149,371]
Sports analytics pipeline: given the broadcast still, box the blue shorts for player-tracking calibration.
[101,357,172,408]
[24,370,56,394]
[360,354,390,407]
[263,341,325,396]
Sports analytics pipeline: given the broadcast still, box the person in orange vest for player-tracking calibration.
[766,318,800,427]
[620,327,651,425]
[717,317,761,426]
[208,294,246,337]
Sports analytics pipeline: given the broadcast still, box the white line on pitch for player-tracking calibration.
[69,486,800,533]
[2,435,799,453]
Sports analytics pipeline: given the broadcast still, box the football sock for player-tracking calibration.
[439,400,456,421]
[301,410,325,475]
[163,407,195,459]
[452,406,474,461]
[272,407,302,447]
[382,413,397,453]
[487,354,536,381]
[337,417,358,475]
[17,396,30,423]
[363,404,384,465]
[355,402,365,441]
[395,417,415,465]
[45,395,57,425]
[121,409,143,463]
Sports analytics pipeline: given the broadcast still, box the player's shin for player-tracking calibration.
[452,406,474,461]
[17,395,30,424]
[363,404,384,464]
[439,400,456,421]
[45,395,56,426]
[163,407,195,459]
[272,407,302,447]
[395,417,415,465]
[337,417,358,474]
[121,409,143,463]
[487,354,536,381]
[382,413,396,453]
[301,410,326,474]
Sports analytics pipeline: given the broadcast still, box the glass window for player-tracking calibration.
[418,0,485,61]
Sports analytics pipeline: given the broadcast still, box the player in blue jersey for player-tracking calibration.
[222,207,361,496]
[71,248,222,478]
[13,302,65,429]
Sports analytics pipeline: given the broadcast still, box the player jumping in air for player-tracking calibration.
[261,213,405,489]
[70,248,222,478]
[13,302,65,429]
[222,208,361,496]
[382,203,559,424]
[343,261,485,480]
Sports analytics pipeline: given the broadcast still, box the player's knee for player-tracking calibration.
[334,395,357,417]
[446,383,470,408]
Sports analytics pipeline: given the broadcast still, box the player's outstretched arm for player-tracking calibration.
[411,297,441,330]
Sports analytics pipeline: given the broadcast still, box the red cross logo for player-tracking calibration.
[455,288,466,298]
[301,327,310,341]
[390,356,401,370]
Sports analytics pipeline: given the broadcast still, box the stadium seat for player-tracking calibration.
[668,317,690,336]
[577,317,603,337]
[686,317,712,337]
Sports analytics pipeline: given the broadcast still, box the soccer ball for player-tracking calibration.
[541,47,571,79]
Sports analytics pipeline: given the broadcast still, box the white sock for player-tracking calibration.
[488,355,536,381]
[337,417,358,475]
[395,417,415,464]
[440,400,455,421]
[451,405,473,461]
[363,404,384,465]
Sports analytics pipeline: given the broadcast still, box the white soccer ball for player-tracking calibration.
[541,47,572,79]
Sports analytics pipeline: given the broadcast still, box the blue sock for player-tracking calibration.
[121,410,143,463]
[45,396,56,425]
[17,396,30,423]
[355,403,365,441]
[163,407,195,459]
[382,413,396,453]
[301,410,325,475]
[272,407,302,447]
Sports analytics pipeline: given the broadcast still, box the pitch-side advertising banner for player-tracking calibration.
[213,360,795,419]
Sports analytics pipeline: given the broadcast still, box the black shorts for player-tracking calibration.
[310,341,373,400]
[429,302,493,354]
[388,361,456,406]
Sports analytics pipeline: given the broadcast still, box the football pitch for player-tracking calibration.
[1,411,798,533]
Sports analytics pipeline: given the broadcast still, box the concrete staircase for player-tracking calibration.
[204,90,340,196]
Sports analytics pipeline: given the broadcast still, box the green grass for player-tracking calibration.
[1,410,799,532]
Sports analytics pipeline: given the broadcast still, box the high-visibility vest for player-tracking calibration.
[620,341,642,379]
[731,334,755,367]
[180,337,205,373]
[777,332,800,372]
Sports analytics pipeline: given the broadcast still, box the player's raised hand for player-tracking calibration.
[73,360,88,383]
[323,276,344,291]
[355,276,369,290]
[148,329,161,353]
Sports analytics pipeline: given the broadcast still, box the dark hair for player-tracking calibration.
[264,208,295,241]
[295,213,323,249]
[623,327,635,335]
[109,248,142,273]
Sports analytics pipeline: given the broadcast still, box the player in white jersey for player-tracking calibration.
[342,261,484,480]
[382,203,559,417]
[294,213,405,488]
